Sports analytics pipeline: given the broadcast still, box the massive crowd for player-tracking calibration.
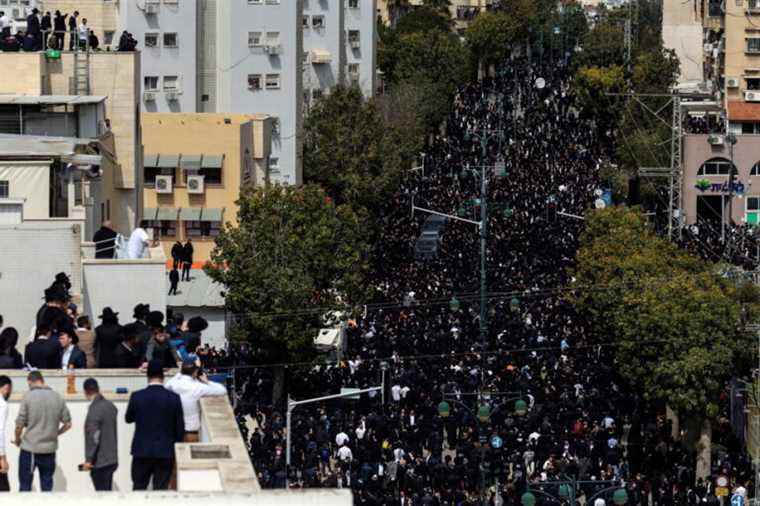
[223,56,754,505]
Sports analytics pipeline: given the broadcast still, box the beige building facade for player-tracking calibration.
[141,113,273,264]
[0,51,141,234]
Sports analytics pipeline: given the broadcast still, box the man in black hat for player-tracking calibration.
[94,307,122,368]
[125,359,184,490]
[113,324,144,369]
[36,287,69,330]
[145,311,175,369]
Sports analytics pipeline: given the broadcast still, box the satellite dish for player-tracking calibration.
[594,199,606,209]
[535,77,546,89]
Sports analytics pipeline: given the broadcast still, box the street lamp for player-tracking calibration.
[613,488,629,505]
[521,492,536,506]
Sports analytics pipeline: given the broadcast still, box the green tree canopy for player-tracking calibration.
[570,208,749,418]
[465,4,534,65]
[207,184,370,367]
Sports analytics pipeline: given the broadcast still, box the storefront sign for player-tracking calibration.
[695,179,745,194]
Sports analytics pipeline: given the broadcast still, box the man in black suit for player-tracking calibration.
[125,360,184,490]
[53,11,67,50]
[67,11,78,51]
[113,324,143,369]
[58,327,86,369]
[94,307,122,368]
[26,8,40,50]
[24,325,60,369]
[93,221,118,259]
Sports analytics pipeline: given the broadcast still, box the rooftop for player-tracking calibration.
[0,95,108,105]
[0,134,99,158]
[727,100,760,121]
[167,270,225,308]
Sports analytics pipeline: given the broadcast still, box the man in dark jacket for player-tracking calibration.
[125,360,184,490]
[81,378,118,490]
[181,239,193,281]
[168,268,179,296]
[52,10,67,49]
[94,308,122,368]
[36,287,69,331]
[67,11,78,50]
[24,325,60,369]
[59,327,86,369]
[113,324,144,369]
[26,8,40,50]
[145,312,176,369]
[170,241,183,271]
[93,221,118,259]
[40,12,51,43]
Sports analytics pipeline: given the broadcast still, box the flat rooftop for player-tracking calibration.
[0,94,108,105]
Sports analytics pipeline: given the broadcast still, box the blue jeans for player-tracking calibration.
[19,450,55,492]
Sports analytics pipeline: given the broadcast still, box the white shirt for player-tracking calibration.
[127,227,150,259]
[335,431,349,446]
[355,421,366,440]
[165,373,227,431]
[0,396,7,456]
[337,445,352,462]
[61,345,73,369]
[78,23,89,41]
[594,499,605,506]
[0,15,9,30]
[391,385,401,402]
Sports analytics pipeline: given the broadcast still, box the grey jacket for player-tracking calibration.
[16,386,71,454]
[84,394,118,468]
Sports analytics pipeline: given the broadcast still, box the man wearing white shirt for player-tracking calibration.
[0,376,12,492]
[0,11,10,38]
[127,221,152,259]
[165,360,227,442]
[337,444,352,462]
[391,384,401,402]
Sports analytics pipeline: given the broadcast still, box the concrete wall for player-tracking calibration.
[683,134,760,224]
[0,161,51,220]
[0,221,82,345]
[0,53,45,94]
[82,251,167,329]
[662,0,704,85]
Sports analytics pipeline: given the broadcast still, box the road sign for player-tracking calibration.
[716,487,729,497]
[491,435,503,449]
[731,494,744,506]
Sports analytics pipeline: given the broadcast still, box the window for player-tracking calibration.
[303,15,310,28]
[748,197,760,225]
[303,51,310,63]
[144,76,159,91]
[0,180,8,199]
[708,0,722,15]
[265,0,280,4]
[312,15,324,28]
[248,74,262,90]
[265,31,280,45]
[163,76,179,91]
[145,32,159,47]
[349,0,359,7]
[147,220,177,238]
[248,0,263,3]
[163,32,178,48]
[748,38,760,53]
[145,167,175,185]
[269,157,280,172]
[199,167,222,185]
[348,64,360,84]
[248,31,262,47]
[348,30,360,45]
[698,158,733,175]
[753,162,760,175]
[750,0,760,9]
[185,221,221,238]
[748,77,760,91]
[104,31,115,45]
[265,73,281,89]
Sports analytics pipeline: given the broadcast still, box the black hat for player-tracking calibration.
[99,307,119,319]
[146,359,164,378]
[133,303,150,319]
[187,316,208,333]
[146,310,165,330]
[44,287,68,303]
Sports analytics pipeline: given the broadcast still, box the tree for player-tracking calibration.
[574,22,626,68]
[395,5,451,35]
[465,4,534,67]
[570,208,751,479]
[386,0,411,27]
[303,86,422,217]
[207,184,370,403]
[573,65,625,128]
[631,47,680,93]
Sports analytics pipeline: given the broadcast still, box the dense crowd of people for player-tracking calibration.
[223,56,754,505]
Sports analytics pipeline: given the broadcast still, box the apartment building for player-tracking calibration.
[35,0,377,187]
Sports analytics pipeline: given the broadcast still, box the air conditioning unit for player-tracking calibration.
[145,3,160,14]
[707,134,724,145]
[143,91,157,101]
[187,175,205,194]
[155,175,173,194]
[726,77,740,88]
[350,40,361,49]
[166,91,181,101]
[263,44,283,55]
[746,90,760,102]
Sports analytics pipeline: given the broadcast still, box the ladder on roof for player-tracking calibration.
[73,48,91,96]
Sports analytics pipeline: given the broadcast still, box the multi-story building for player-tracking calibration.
[35,0,377,187]
[377,0,493,32]
[141,112,274,263]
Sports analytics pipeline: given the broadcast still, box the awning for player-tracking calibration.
[202,155,224,169]
[157,207,179,221]
[200,208,224,222]
[728,100,760,121]
[144,154,159,168]
[143,208,158,221]
[179,207,202,221]
[158,154,179,168]
[66,154,103,165]
[180,155,202,170]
